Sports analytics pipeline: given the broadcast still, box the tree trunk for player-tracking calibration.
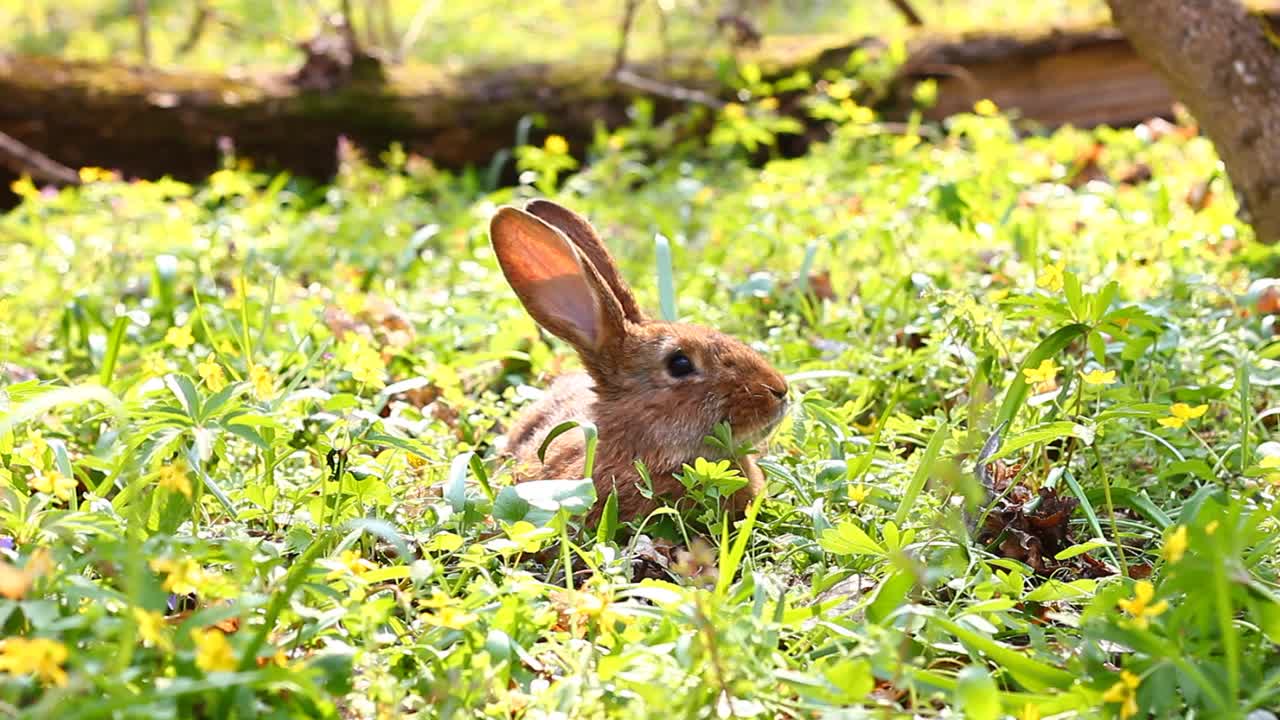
[1106,0,1280,243]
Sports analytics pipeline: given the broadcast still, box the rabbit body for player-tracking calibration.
[491,200,788,523]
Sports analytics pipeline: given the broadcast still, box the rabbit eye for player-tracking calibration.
[665,350,696,378]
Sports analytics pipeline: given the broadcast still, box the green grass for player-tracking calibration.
[1,80,1279,718]
[2,0,1108,72]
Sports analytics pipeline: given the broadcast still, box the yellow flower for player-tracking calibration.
[10,175,39,201]
[157,463,193,499]
[250,365,274,400]
[1171,403,1207,420]
[327,550,376,580]
[1080,369,1117,385]
[846,102,875,124]
[150,558,208,595]
[1037,261,1065,293]
[196,355,228,392]
[142,351,172,378]
[1159,403,1207,429]
[1117,581,1169,630]
[1260,455,1280,484]
[758,97,779,111]
[191,628,237,673]
[826,82,852,100]
[543,134,569,155]
[848,485,870,504]
[345,339,385,388]
[13,430,49,469]
[423,605,479,630]
[973,98,999,117]
[78,166,118,183]
[0,637,69,686]
[1022,358,1061,393]
[165,325,196,351]
[132,608,171,650]
[1101,670,1141,719]
[30,469,77,502]
[1162,525,1188,564]
[722,103,746,120]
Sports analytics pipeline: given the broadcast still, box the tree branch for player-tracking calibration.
[0,131,81,186]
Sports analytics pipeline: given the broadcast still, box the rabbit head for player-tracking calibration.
[490,200,788,507]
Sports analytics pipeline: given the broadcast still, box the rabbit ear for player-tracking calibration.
[525,200,647,324]
[490,207,628,355]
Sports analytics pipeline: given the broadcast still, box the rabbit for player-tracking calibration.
[489,199,789,524]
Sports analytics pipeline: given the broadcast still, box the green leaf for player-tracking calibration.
[491,479,596,527]
[983,421,1093,462]
[930,615,1075,691]
[819,522,885,557]
[996,324,1091,430]
[954,665,1001,720]
[1054,539,1112,560]
[895,422,946,526]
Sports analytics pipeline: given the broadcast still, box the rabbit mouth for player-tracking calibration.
[732,403,788,445]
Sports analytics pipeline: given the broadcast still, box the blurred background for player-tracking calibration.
[3,1,1105,72]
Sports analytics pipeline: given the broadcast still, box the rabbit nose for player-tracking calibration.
[769,384,788,399]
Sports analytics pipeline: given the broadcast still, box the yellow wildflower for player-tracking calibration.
[723,103,746,120]
[196,355,228,392]
[346,340,385,388]
[1037,261,1065,293]
[10,175,39,201]
[30,469,77,502]
[543,134,569,155]
[250,365,274,400]
[1117,580,1169,630]
[826,82,852,100]
[142,351,171,378]
[758,97,779,111]
[1080,368,1117,385]
[13,430,49,469]
[157,463,193,499]
[150,558,208,595]
[1162,525,1188,564]
[327,550,376,580]
[423,605,479,630]
[848,485,871,504]
[974,98,999,117]
[132,608,171,650]
[1158,403,1208,429]
[846,102,875,124]
[191,628,237,673]
[1022,358,1061,394]
[78,166,118,183]
[0,637,69,686]
[165,325,196,351]
[1101,670,1141,720]
[1260,455,1280,484]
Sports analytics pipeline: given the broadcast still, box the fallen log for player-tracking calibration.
[2,12,1276,202]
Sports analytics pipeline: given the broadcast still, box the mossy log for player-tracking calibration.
[4,14,1274,199]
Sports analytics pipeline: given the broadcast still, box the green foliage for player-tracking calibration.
[2,77,1279,720]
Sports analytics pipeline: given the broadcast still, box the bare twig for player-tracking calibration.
[613,0,643,75]
[133,0,153,65]
[177,1,212,56]
[612,68,725,108]
[0,131,81,186]
[888,0,925,26]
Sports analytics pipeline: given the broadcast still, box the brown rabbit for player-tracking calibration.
[489,200,789,524]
